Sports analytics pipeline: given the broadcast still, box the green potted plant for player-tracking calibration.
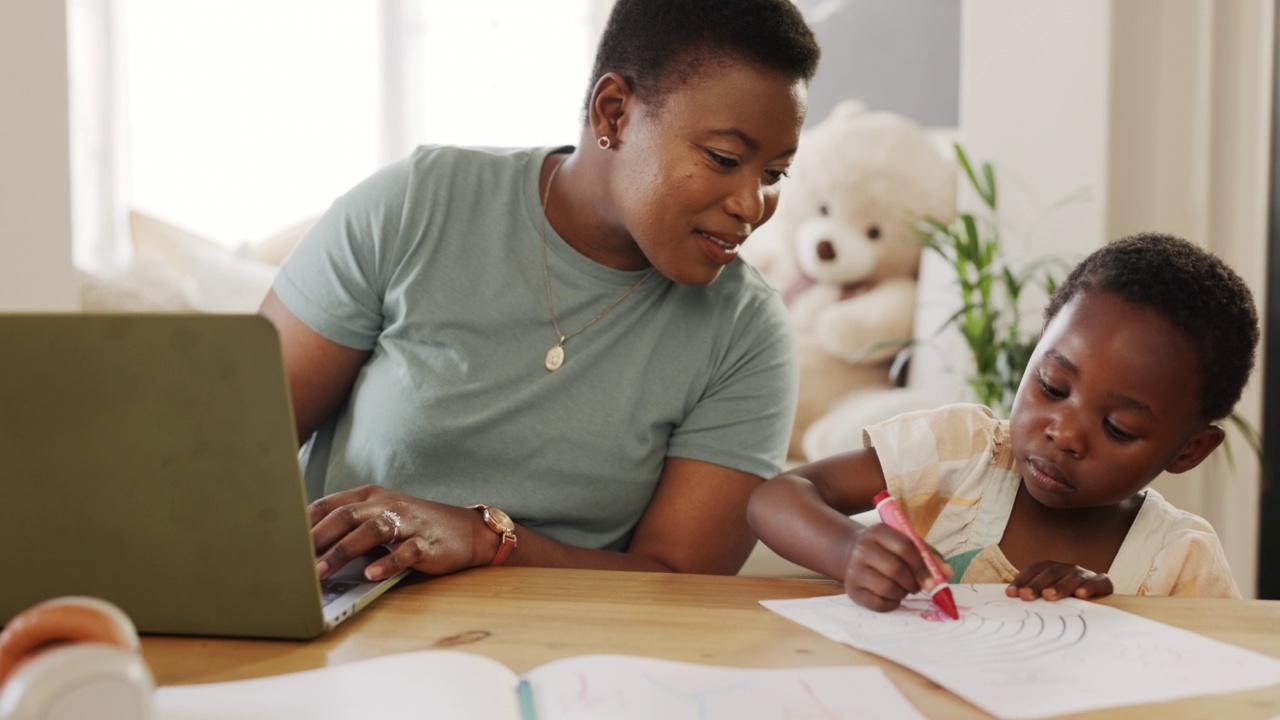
[909,144,1262,465]
[910,144,1064,416]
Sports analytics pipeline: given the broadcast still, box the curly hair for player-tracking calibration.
[586,0,820,112]
[1044,232,1259,422]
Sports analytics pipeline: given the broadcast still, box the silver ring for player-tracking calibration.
[382,509,402,544]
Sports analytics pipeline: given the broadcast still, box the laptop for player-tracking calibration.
[0,314,408,640]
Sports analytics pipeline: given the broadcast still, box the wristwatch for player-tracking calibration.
[467,504,517,566]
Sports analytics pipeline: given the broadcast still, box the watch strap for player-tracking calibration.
[490,530,517,566]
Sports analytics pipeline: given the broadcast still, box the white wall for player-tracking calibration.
[960,1,1113,266]
[0,0,77,311]
[960,0,1273,596]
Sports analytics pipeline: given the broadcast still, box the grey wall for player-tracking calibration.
[798,0,961,128]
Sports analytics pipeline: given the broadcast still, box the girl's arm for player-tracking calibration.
[748,449,949,611]
[746,448,887,580]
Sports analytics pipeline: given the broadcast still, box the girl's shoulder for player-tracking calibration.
[1118,488,1241,598]
[865,403,1009,461]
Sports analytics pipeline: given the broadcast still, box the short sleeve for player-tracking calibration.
[664,289,798,480]
[1140,525,1242,599]
[861,403,1017,555]
[272,157,412,350]
[863,403,1009,501]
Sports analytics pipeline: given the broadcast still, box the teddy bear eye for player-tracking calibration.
[819,204,829,216]
[867,225,881,240]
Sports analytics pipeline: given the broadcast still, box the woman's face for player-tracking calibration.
[610,61,807,286]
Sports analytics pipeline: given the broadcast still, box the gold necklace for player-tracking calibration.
[539,155,657,372]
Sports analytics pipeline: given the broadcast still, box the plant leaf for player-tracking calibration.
[955,143,995,208]
[982,162,998,210]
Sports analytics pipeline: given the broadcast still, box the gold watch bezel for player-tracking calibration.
[468,503,515,535]
[483,506,515,534]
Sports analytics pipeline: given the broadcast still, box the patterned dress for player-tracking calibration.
[863,403,1241,598]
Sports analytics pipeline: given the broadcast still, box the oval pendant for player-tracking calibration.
[545,344,565,372]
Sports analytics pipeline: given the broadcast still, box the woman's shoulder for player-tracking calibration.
[712,259,785,305]
[392,145,570,224]
[324,146,546,216]
[660,260,789,336]
[404,144,555,180]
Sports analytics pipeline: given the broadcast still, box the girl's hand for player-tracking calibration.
[308,485,497,581]
[1006,561,1113,601]
[842,524,952,612]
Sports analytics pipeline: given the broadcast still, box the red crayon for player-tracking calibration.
[873,490,959,620]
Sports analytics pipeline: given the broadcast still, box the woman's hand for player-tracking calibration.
[843,524,952,612]
[308,485,495,581]
[1006,561,1113,601]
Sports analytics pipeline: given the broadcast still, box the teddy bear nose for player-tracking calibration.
[816,240,836,260]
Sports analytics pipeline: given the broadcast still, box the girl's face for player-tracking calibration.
[1007,291,1218,511]
[609,60,807,286]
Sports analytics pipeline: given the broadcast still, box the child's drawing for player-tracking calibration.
[835,590,1089,666]
[762,584,1280,720]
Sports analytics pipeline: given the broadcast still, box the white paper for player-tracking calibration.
[155,649,927,719]
[762,584,1280,720]
[155,651,517,719]
[526,654,925,719]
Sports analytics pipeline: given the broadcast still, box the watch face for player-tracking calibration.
[486,506,515,533]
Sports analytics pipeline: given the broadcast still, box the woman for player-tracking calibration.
[259,0,821,582]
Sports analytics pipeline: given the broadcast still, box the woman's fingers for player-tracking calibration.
[365,539,424,581]
[309,489,483,579]
[310,496,406,578]
[313,513,390,579]
[306,485,375,527]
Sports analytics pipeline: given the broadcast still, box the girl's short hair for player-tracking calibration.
[1045,232,1259,422]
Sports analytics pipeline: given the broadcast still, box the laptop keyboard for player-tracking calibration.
[320,580,361,607]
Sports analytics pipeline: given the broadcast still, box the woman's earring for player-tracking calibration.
[597,136,612,150]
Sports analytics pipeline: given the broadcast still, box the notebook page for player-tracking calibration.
[525,654,925,719]
[155,650,517,720]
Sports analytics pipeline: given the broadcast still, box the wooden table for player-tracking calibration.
[141,567,1280,719]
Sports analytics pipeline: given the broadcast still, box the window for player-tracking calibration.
[402,1,594,149]
[79,0,597,259]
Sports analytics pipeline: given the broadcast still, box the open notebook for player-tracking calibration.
[154,650,927,719]
[0,314,407,639]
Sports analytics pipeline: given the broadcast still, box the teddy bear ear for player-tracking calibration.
[829,99,868,121]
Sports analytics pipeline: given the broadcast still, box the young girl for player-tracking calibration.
[748,233,1259,609]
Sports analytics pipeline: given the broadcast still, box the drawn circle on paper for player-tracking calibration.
[971,600,1085,622]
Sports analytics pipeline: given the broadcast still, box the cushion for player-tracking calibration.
[110,211,282,313]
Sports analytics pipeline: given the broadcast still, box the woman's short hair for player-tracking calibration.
[586,0,821,112]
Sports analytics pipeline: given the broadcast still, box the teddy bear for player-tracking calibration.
[746,100,957,460]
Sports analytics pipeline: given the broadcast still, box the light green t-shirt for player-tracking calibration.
[273,145,798,551]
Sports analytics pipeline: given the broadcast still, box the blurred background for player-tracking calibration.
[0,0,1273,597]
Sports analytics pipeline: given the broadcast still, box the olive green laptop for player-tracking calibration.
[0,314,407,640]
